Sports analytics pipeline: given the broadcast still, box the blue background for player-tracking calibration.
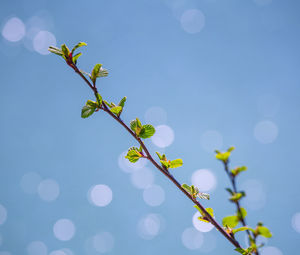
[0,0,299,254]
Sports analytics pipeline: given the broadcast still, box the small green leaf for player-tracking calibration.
[231,166,247,177]
[91,64,102,84]
[237,207,247,220]
[48,46,63,56]
[81,105,96,118]
[257,226,272,238]
[130,118,143,136]
[156,152,162,160]
[71,42,87,54]
[125,147,142,163]
[182,184,191,193]
[72,52,82,64]
[230,192,245,202]
[222,215,239,228]
[61,44,70,58]
[197,192,210,200]
[228,146,235,152]
[194,206,214,223]
[225,188,234,195]
[215,151,231,162]
[235,248,249,255]
[86,100,98,108]
[140,124,155,139]
[169,159,183,169]
[118,96,127,108]
[160,160,170,169]
[110,106,122,115]
[232,227,250,235]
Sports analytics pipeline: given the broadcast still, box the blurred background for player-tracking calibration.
[0,0,300,254]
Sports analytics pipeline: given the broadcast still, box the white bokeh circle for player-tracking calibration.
[92,232,114,253]
[191,169,217,192]
[192,212,214,232]
[254,120,278,144]
[27,241,47,255]
[143,185,165,206]
[151,125,174,148]
[181,9,205,34]
[137,214,162,240]
[2,17,25,42]
[88,184,113,207]
[53,219,76,241]
[33,30,56,55]
[130,167,154,189]
[181,227,203,250]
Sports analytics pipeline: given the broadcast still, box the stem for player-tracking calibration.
[70,64,241,249]
[224,161,259,255]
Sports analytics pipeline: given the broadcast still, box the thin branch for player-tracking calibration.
[69,64,242,249]
[224,161,259,255]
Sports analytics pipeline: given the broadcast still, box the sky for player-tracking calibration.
[0,0,300,255]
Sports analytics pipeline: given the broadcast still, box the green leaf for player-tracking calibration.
[225,188,234,195]
[96,93,102,106]
[61,44,70,58]
[215,151,231,162]
[140,124,155,139]
[156,152,162,160]
[235,248,249,255]
[72,52,82,64]
[81,105,96,118]
[71,42,87,54]
[257,226,272,238]
[118,96,127,108]
[130,118,143,136]
[125,148,142,163]
[110,106,122,115]
[222,215,239,228]
[231,166,247,177]
[160,160,170,169]
[182,184,191,193]
[230,192,245,202]
[237,207,247,220]
[228,146,235,152]
[48,46,63,56]
[86,100,98,108]
[169,159,183,169]
[232,227,250,235]
[194,206,214,223]
[197,192,210,200]
[91,64,102,84]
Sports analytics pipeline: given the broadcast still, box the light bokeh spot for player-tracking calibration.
[0,204,7,225]
[118,151,147,173]
[151,125,174,148]
[88,184,113,207]
[192,212,214,232]
[2,17,25,42]
[261,246,282,255]
[181,227,203,250]
[38,179,60,202]
[130,167,154,189]
[137,214,162,240]
[191,169,217,192]
[200,130,223,153]
[254,120,278,144]
[33,30,56,55]
[181,9,205,34]
[20,172,42,194]
[292,212,300,233]
[92,232,114,253]
[27,241,47,255]
[145,107,167,126]
[53,219,76,241]
[143,185,165,206]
